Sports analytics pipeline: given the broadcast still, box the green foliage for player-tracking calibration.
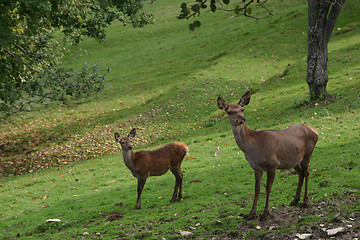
[0,63,105,116]
[34,63,105,101]
[0,0,153,116]
[0,0,152,46]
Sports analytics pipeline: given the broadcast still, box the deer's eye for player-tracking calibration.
[120,140,124,144]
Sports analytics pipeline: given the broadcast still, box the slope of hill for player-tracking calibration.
[1,0,359,239]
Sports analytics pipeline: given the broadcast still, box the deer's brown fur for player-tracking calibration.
[218,91,318,220]
[115,128,188,209]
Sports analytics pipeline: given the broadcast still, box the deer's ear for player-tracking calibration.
[114,132,121,141]
[217,97,228,110]
[128,128,136,138]
[239,91,251,106]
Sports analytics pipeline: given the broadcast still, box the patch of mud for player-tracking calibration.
[100,211,125,222]
[106,212,125,222]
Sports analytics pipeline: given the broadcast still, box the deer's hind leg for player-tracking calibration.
[290,153,311,208]
[290,164,304,206]
[300,147,313,208]
[170,167,183,202]
[300,160,310,207]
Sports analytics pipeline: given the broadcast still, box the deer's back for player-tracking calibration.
[246,124,318,170]
[132,142,188,176]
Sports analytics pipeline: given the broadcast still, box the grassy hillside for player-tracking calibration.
[1,0,359,239]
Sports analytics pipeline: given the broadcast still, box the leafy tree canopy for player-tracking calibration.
[0,0,153,116]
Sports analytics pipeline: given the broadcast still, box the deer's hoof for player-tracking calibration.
[290,199,300,206]
[133,206,141,210]
[301,202,310,208]
[260,213,269,221]
[245,213,256,220]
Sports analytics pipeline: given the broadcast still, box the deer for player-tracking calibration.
[114,128,189,210]
[217,91,318,220]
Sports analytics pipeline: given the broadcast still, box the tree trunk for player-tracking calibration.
[307,0,345,100]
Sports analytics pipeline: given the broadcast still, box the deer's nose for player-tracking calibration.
[241,116,246,122]
[128,146,133,150]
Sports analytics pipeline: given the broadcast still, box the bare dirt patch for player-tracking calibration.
[99,211,125,222]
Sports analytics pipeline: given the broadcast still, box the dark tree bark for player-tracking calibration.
[307,0,345,100]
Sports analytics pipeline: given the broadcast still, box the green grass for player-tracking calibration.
[1,0,360,239]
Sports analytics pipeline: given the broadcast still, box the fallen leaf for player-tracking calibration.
[179,230,193,237]
[327,227,345,236]
[214,146,220,157]
[189,180,202,183]
[269,225,276,230]
[46,219,61,222]
[296,233,312,239]
[108,180,117,183]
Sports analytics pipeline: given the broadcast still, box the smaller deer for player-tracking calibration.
[217,91,318,220]
[114,128,189,209]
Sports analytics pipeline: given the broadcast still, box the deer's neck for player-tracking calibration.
[122,150,135,170]
[231,123,253,153]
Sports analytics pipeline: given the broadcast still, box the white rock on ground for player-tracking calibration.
[326,227,345,236]
[295,233,312,239]
[179,230,193,237]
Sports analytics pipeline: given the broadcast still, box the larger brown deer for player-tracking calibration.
[114,128,189,209]
[217,91,318,220]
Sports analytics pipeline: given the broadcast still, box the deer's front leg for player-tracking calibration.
[134,176,147,210]
[260,168,276,221]
[247,170,263,220]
